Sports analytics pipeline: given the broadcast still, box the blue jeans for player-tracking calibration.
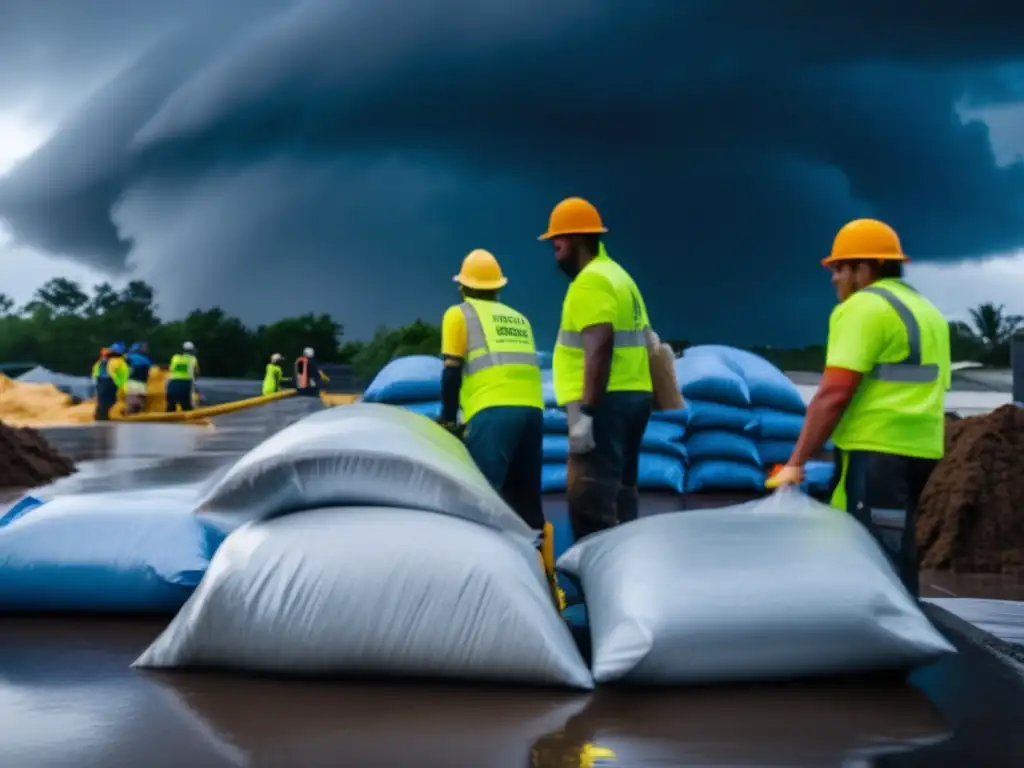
[566,391,652,541]
[166,379,194,412]
[463,406,545,530]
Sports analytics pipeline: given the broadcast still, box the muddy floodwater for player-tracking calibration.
[2,399,1024,766]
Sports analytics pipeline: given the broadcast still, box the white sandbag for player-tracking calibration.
[135,507,594,690]
[194,403,532,537]
[558,490,955,685]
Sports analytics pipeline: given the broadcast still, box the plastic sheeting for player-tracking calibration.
[558,490,955,685]
[685,460,766,493]
[539,454,684,493]
[362,355,443,404]
[17,365,95,400]
[195,403,532,537]
[685,430,760,465]
[688,346,806,414]
[0,490,224,612]
[399,400,443,419]
[135,507,594,690]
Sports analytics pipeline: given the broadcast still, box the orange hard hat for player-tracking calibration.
[539,197,608,241]
[823,218,908,267]
[453,249,508,290]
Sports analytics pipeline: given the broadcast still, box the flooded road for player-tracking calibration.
[3,398,1024,765]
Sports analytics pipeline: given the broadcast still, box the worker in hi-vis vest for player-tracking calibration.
[542,198,654,543]
[166,341,199,412]
[768,218,951,597]
[263,353,289,395]
[294,347,329,396]
[94,342,129,421]
[438,249,546,532]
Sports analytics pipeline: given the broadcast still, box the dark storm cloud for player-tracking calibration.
[2,0,1024,344]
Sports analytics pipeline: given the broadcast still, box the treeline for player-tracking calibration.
[0,279,1018,381]
[0,278,439,382]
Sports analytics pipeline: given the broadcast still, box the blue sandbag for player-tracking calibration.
[757,439,795,466]
[687,345,806,414]
[0,491,225,613]
[674,350,751,407]
[543,435,569,462]
[685,460,765,493]
[400,400,443,419]
[537,351,553,369]
[363,355,443,404]
[541,369,557,407]
[638,452,685,492]
[754,407,805,440]
[542,462,567,493]
[649,407,689,427]
[805,460,836,495]
[683,400,757,433]
[543,423,687,463]
[543,408,568,433]
[686,430,760,466]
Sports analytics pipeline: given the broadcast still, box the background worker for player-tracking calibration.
[769,218,951,598]
[263,352,288,394]
[90,347,109,398]
[166,341,199,412]
[542,197,654,542]
[295,347,329,396]
[124,342,152,414]
[438,248,546,532]
[94,342,129,421]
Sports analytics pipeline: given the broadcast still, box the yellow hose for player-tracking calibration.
[115,389,298,423]
[320,392,360,406]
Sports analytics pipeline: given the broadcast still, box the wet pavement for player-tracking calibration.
[3,398,1024,765]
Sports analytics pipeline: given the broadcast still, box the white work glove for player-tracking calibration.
[568,412,596,454]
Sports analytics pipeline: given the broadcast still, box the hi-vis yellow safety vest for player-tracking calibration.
[168,353,197,381]
[553,249,653,406]
[262,363,283,395]
[458,297,544,422]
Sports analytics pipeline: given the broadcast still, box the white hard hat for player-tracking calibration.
[271,353,282,362]
[183,341,195,352]
[303,347,314,357]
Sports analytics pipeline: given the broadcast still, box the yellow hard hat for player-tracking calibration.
[453,249,508,290]
[823,218,908,266]
[539,197,608,241]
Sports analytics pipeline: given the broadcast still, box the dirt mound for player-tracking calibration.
[0,421,76,489]
[918,405,1024,574]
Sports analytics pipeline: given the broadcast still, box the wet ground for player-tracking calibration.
[3,398,1024,766]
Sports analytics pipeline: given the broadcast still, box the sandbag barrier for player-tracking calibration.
[114,388,297,423]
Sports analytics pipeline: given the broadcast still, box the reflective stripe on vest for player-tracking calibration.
[859,285,940,384]
[456,299,543,421]
[555,328,649,350]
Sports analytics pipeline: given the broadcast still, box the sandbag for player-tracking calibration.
[685,460,765,493]
[0,490,224,612]
[669,399,756,433]
[363,355,442,404]
[685,430,760,465]
[648,407,689,427]
[805,460,836,495]
[674,351,751,407]
[542,463,567,493]
[557,490,955,685]
[537,350,553,369]
[543,408,568,433]
[400,400,442,419]
[135,507,594,690]
[755,407,805,440]
[757,439,795,466]
[543,423,686,462]
[195,403,533,537]
[688,345,806,413]
[541,369,557,407]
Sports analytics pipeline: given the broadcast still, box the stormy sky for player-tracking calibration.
[2,1,1024,347]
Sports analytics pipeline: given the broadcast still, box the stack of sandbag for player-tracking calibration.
[557,489,956,685]
[0,487,222,612]
[362,355,444,419]
[139,404,593,690]
[539,370,687,494]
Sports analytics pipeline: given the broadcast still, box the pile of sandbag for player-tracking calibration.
[135,404,594,690]
[361,355,444,418]
[557,489,955,684]
[540,368,687,494]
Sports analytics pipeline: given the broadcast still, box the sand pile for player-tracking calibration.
[0,374,96,427]
[0,421,76,489]
[918,405,1024,574]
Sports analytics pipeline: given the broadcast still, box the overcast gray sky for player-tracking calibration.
[2,0,1024,346]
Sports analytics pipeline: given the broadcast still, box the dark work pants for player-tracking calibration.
[566,391,652,542]
[297,386,320,397]
[463,406,545,531]
[829,449,939,599]
[165,379,194,412]
[94,378,118,421]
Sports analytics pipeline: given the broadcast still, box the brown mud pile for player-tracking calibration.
[0,421,76,489]
[918,405,1024,574]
